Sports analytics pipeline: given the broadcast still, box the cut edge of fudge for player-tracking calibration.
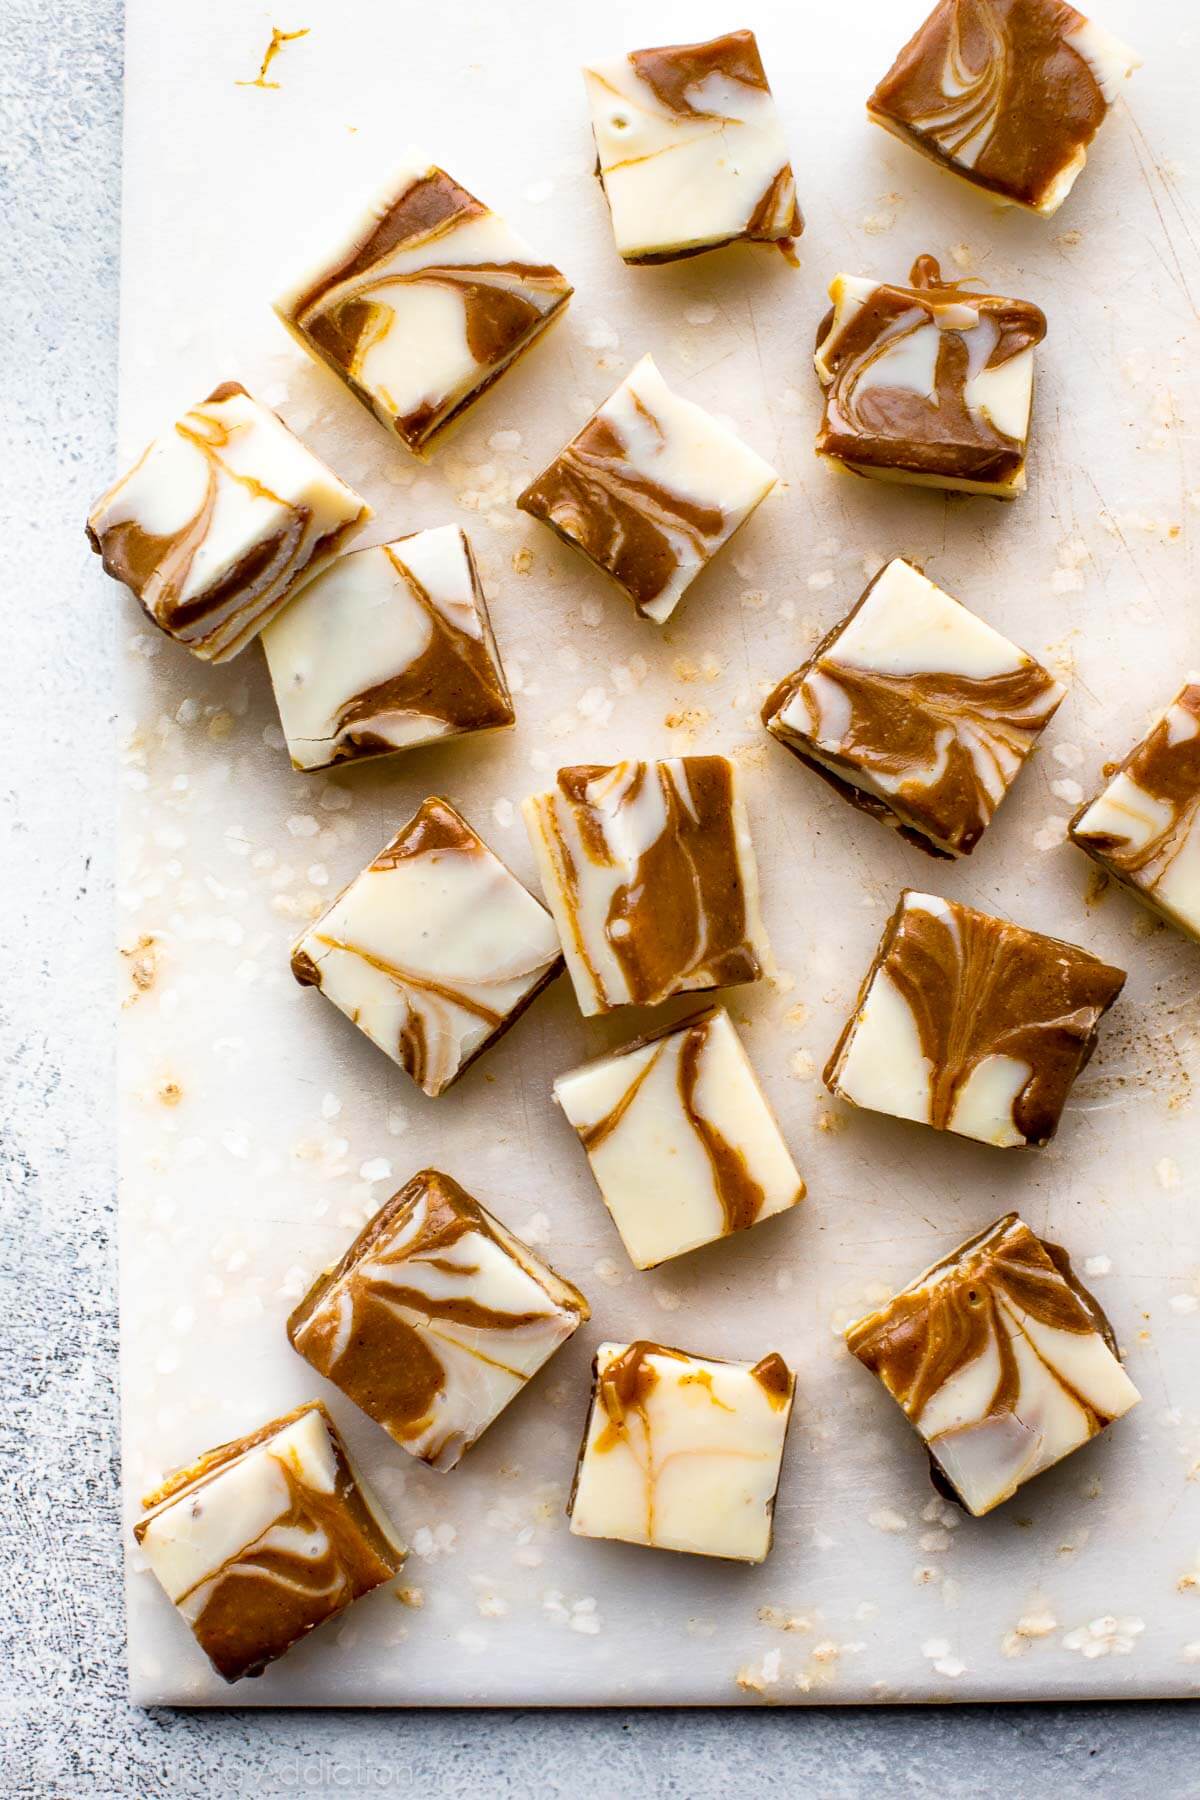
[583,28,803,264]
[823,889,1126,1148]
[287,1170,590,1470]
[566,1339,796,1563]
[290,796,564,1098]
[762,558,1066,858]
[273,153,574,460]
[865,7,1141,218]
[552,1004,806,1269]
[1068,677,1200,946]
[134,1399,404,1681]
[261,526,516,773]
[845,1213,1141,1516]
[87,381,373,661]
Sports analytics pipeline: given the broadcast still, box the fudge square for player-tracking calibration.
[523,756,770,1016]
[134,1401,404,1682]
[814,255,1046,498]
[517,354,776,624]
[288,1169,589,1471]
[1069,679,1200,944]
[824,890,1125,1148]
[846,1214,1141,1516]
[868,0,1140,217]
[554,1005,804,1270]
[583,28,802,263]
[274,153,573,457]
[762,557,1065,858]
[569,1341,795,1562]
[291,797,563,1097]
[87,382,371,661]
[261,526,513,772]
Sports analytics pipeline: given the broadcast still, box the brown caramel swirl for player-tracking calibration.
[827,892,1125,1146]
[542,758,763,1012]
[288,1172,588,1471]
[87,383,368,660]
[341,541,511,747]
[868,0,1112,212]
[1071,683,1200,898]
[763,565,1064,857]
[848,1217,1116,1420]
[631,30,770,116]
[135,1402,401,1683]
[816,256,1046,488]
[624,31,802,251]
[280,166,572,453]
[291,797,563,1098]
[518,412,724,616]
[579,1009,767,1235]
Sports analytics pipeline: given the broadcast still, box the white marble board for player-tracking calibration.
[117,0,1200,1705]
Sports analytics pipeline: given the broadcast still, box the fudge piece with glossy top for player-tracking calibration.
[868,0,1139,216]
[134,1401,403,1682]
[554,1005,804,1269]
[87,382,370,661]
[763,557,1064,856]
[1069,679,1200,944]
[814,255,1046,498]
[846,1214,1140,1515]
[292,797,562,1096]
[584,29,802,262]
[824,890,1124,1147]
[523,756,770,1016]
[518,354,776,624]
[274,153,572,456]
[262,526,513,772]
[288,1170,589,1471]
[569,1340,795,1561]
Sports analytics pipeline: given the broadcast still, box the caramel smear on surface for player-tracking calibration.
[237,26,310,90]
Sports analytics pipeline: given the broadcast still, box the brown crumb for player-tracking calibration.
[157,1080,183,1107]
[121,934,159,1003]
[236,25,310,90]
[1084,865,1110,907]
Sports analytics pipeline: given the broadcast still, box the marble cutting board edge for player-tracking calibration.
[116,0,1200,1706]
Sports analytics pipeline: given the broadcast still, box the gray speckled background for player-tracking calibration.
[1,0,1196,1791]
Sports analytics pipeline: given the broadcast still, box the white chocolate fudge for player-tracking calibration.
[261,526,513,772]
[288,1170,589,1471]
[87,382,370,661]
[847,1215,1141,1516]
[583,28,802,263]
[518,354,776,624]
[523,757,770,1017]
[825,891,1125,1148]
[569,1341,795,1562]
[292,797,562,1096]
[1070,679,1200,943]
[814,256,1046,499]
[274,153,573,456]
[763,558,1065,857]
[134,1401,403,1682]
[868,1,1139,217]
[554,1006,804,1269]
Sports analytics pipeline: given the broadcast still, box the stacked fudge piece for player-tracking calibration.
[105,8,1153,1685]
